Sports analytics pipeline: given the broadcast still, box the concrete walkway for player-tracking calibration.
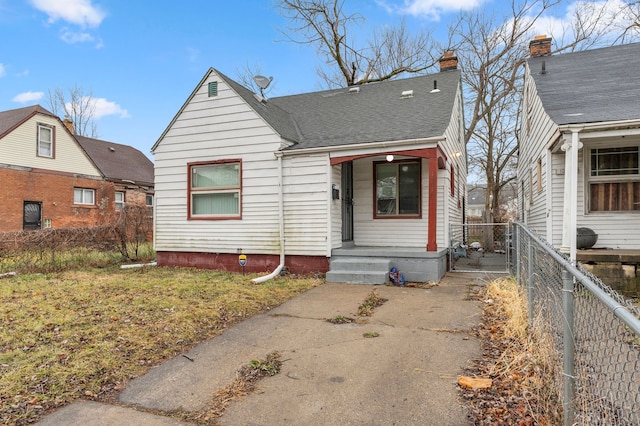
[37,272,492,426]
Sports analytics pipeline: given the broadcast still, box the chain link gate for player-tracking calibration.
[449,222,511,273]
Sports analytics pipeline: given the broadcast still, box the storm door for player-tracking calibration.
[341,162,354,242]
[23,201,42,230]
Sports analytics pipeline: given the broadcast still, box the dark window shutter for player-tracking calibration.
[208,81,218,97]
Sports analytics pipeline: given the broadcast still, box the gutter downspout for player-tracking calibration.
[252,152,285,283]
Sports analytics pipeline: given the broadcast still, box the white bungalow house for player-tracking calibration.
[151,53,467,283]
[518,37,640,258]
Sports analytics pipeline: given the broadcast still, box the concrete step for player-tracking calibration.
[326,257,391,284]
[329,257,390,273]
[325,270,388,285]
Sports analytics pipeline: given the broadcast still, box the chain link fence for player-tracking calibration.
[512,222,640,425]
[449,223,510,272]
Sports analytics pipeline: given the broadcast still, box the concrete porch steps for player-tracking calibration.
[325,257,390,285]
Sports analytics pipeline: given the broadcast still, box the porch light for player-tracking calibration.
[386,154,394,162]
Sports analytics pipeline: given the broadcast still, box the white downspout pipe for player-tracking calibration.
[252,152,285,283]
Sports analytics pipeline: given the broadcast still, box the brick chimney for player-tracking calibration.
[62,115,74,134]
[439,51,458,72]
[529,35,552,57]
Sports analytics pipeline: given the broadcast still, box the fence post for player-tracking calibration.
[562,269,575,426]
[515,225,521,286]
[527,238,534,325]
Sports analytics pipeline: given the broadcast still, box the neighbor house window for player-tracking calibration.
[115,191,125,210]
[189,160,241,219]
[374,160,421,218]
[450,166,455,196]
[146,194,153,207]
[536,158,543,193]
[74,188,95,205]
[589,146,640,212]
[37,124,54,158]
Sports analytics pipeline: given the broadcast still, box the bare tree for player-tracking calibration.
[47,84,98,137]
[454,0,633,222]
[235,62,276,97]
[275,0,441,87]
[617,0,640,42]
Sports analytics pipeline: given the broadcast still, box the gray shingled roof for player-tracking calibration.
[76,135,154,186]
[527,42,640,125]
[217,70,301,143]
[218,69,461,150]
[0,105,57,139]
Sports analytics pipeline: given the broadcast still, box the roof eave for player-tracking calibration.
[279,135,446,157]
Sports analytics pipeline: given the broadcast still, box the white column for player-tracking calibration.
[559,130,582,261]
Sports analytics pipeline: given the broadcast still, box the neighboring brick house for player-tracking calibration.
[75,135,154,216]
[0,105,154,233]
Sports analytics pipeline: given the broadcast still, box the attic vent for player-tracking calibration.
[108,147,115,152]
[400,90,414,98]
[349,86,360,94]
[208,81,218,97]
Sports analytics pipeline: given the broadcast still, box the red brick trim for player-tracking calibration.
[156,251,329,275]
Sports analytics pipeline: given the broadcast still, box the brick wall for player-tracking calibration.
[0,167,117,232]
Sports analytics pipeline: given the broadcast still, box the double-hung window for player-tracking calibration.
[37,124,54,158]
[374,160,421,218]
[189,160,241,219]
[589,146,640,212]
[74,188,95,205]
[115,191,125,210]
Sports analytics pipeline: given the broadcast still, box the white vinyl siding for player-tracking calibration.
[521,62,640,249]
[0,115,100,176]
[282,154,330,256]
[441,82,466,248]
[153,70,330,256]
[352,157,429,248]
[518,65,557,234]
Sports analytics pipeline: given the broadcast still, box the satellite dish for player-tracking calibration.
[253,75,273,89]
[253,75,273,97]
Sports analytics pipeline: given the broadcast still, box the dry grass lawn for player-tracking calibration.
[0,267,322,425]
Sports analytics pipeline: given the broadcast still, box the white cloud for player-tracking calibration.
[90,98,130,119]
[387,0,487,20]
[60,28,94,44]
[29,0,105,27]
[0,63,5,77]
[12,91,45,103]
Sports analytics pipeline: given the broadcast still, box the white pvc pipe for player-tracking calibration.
[252,153,286,284]
[121,261,157,269]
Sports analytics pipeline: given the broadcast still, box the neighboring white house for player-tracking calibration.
[151,53,467,282]
[518,37,640,256]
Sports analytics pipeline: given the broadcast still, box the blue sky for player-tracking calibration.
[0,0,630,159]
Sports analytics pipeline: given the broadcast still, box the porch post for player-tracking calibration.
[559,129,582,262]
[427,155,438,251]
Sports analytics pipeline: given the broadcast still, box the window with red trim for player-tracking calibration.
[374,160,421,218]
[189,160,242,219]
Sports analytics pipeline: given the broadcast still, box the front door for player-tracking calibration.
[23,201,42,230]
[341,162,354,242]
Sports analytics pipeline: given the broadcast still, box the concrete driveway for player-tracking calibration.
[37,272,487,426]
